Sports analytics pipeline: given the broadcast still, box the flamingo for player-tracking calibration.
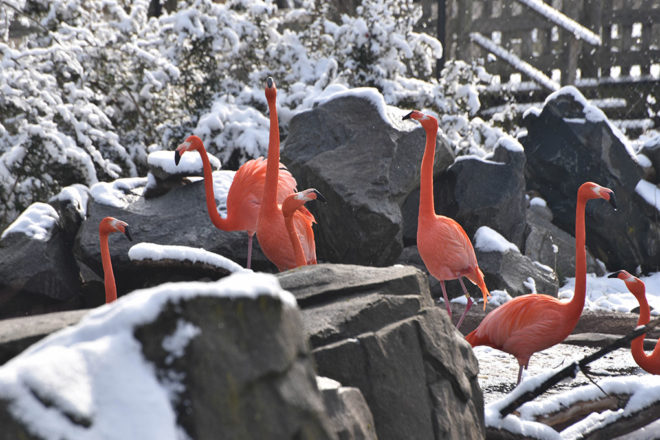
[282,189,326,268]
[99,216,132,303]
[466,182,617,384]
[174,135,297,269]
[256,77,318,271]
[403,110,490,329]
[608,270,660,374]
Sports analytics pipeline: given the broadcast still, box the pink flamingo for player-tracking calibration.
[609,270,660,374]
[256,77,318,271]
[403,110,490,329]
[99,216,132,303]
[282,189,325,268]
[175,135,297,269]
[466,182,617,384]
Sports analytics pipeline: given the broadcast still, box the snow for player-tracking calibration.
[316,376,341,391]
[530,197,547,208]
[147,150,221,176]
[0,202,59,241]
[474,226,521,253]
[515,0,601,46]
[89,178,147,208]
[635,179,660,212]
[0,272,296,438]
[128,242,243,274]
[470,32,560,91]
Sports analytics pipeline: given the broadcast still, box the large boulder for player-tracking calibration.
[521,86,659,272]
[73,177,272,304]
[0,203,83,318]
[0,272,336,440]
[278,264,485,440]
[281,90,454,266]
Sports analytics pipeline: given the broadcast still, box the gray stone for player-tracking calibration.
[640,134,660,184]
[524,203,605,283]
[521,86,659,272]
[317,377,377,440]
[281,95,454,266]
[476,246,559,298]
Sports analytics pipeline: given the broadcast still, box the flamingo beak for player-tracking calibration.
[312,189,326,203]
[607,271,621,279]
[402,111,414,120]
[124,226,133,242]
[608,192,617,210]
[266,77,274,88]
[174,150,181,166]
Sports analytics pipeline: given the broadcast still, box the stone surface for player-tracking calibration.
[73,179,272,305]
[280,264,485,440]
[524,203,605,283]
[0,208,83,319]
[317,377,377,440]
[521,86,659,272]
[281,95,454,266]
[640,134,660,184]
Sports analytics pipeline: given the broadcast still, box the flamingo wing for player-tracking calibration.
[291,205,317,265]
[226,157,297,233]
[419,215,478,280]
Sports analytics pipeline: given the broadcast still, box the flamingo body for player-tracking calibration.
[175,135,297,268]
[99,216,132,303]
[256,77,318,271]
[282,189,325,268]
[610,270,660,374]
[466,181,617,384]
[404,110,489,328]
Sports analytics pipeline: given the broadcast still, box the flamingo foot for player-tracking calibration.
[455,295,473,330]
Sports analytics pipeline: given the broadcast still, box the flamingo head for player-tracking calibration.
[175,135,203,166]
[608,270,645,299]
[402,110,438,132]
[282,189,326,217]
[265,77,277,102]
[99,216,132,241]
[579,182,616,210]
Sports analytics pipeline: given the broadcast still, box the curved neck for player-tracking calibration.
[196,146,231,230]
[631,289,659,372]
[262,95,280,212]
[284,214,306,267]
[566,194,588,322]
[100,233,117,303]
[419,125,437,220]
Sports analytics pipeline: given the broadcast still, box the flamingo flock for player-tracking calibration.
[97,80,659,383]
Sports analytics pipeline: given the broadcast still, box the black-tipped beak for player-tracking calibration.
[266,77,274,88]
[124,226,133,242]
[608,271,621,278]
[402,111,414,120]
[608,192,617,210]
[174,150,181,166]
[313,189,327,203]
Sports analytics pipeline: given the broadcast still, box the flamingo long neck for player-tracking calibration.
[630,288,658,372]
[262,94,280,214]
[565,193,588,324]
[285,213,306,267]
[196,145,232,230]
[100,233,117,303]
[419,124,437,220]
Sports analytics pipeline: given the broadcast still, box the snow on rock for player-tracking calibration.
[89,178,148,208]
[530,197,547,208]
[49,184,90,218]
[0,272,296,438]
[474,226,521,253]
[128,242,243,274]
[316,376,342,391]
[635,179,660,212]
[147,150,221,177]
[0,202,60,241]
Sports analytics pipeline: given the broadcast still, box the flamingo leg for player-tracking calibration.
[246,233,254,269]
[455,277,473,330]
[516,365,524,385]
[439,280,452,320]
